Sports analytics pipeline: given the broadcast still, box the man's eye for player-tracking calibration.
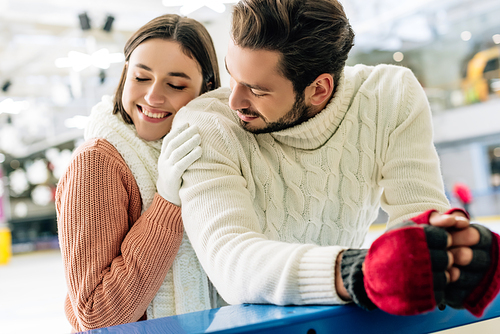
[250,90,266,97]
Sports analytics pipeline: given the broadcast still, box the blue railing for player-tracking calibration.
[80,295,500,333]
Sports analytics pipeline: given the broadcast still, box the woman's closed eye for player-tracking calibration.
[169,84,186,90]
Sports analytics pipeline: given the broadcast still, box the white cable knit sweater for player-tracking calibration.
[169,64,450,306]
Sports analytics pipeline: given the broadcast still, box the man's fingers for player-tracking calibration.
[445,270,451,284]
[447,250,454,269]
[450,227,480,247]
[429,213,470,229]
[448,267,461,283]
[450,215,470,229]
[450,247,473,266]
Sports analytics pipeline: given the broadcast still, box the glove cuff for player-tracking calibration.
[408,208,469,226]
[444,208,470,220]
[410,209,438,225]
[341,249,377,311]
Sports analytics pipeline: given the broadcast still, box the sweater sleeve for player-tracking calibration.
[172,96,347,307]
[55,139,183,331]
[377,68,450,227]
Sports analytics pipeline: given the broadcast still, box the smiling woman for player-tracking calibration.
[121,39,204,141]
[54,14,220,332]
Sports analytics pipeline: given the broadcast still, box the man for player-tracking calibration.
[160,0,500,316]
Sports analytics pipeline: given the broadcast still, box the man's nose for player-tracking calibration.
[228,83,251,111]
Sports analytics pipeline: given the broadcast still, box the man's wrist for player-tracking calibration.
[335,250,351,301]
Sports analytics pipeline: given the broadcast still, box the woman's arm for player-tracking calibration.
[55,139,183,331]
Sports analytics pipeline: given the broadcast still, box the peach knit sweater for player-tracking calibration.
[56,138,183,331]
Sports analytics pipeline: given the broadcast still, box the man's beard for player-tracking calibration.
[238,93,312,134]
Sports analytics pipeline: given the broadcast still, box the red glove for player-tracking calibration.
[364,220,450,315]
[342,217,449,315]
[341,209,500,317]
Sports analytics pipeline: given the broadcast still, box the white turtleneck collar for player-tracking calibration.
[269,70,354,150]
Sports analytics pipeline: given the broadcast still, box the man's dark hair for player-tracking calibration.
[231,0,355,95]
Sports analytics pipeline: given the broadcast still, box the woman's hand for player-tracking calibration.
[157,124,202,206]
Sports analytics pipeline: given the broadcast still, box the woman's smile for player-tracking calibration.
[137,105,172,123]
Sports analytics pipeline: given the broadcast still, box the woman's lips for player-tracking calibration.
[137,105,172,123]
[237,111,259,122]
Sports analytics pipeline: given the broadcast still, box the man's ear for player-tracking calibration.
[305,73,334,106]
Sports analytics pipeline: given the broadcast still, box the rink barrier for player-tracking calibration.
[79,294,500,333]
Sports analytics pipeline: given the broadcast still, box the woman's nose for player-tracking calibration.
[144,82,166,106]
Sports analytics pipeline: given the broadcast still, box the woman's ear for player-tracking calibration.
[305,73,334,106]
[201,81,213,94]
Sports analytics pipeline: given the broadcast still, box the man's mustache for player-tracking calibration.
[238,109,260,117]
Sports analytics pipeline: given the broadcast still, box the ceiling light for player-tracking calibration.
[180,3,205,16]
[64,115,89,129]
[26,159,49,185]
[78,12,91,31]
[55,49,124,72]
[14,202,28,218]
[9,169,29,196]
[0,98,29,115]
[31,185,53,206]
[393,51,404,62]
[103,15,115,32]
[163,0,238,15]
[1,80,11,92]
[461,31,472,41]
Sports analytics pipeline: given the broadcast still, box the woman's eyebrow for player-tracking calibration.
[134,63,153,72]
[168,72,191,80]
[134,64,192,80]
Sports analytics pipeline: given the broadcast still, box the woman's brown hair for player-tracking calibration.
[113,14,221,124]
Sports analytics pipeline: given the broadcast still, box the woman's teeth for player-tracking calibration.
[140,107,169,119]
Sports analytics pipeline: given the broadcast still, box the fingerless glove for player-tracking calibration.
[341,220,449,315]
[341,209,500,317]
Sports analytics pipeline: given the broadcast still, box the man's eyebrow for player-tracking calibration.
[224,58,271,92]
[134,63,191,80]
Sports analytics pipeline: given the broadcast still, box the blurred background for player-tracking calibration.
[0,0,499,333]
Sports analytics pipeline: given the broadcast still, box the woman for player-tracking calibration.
[55,14,220,331]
